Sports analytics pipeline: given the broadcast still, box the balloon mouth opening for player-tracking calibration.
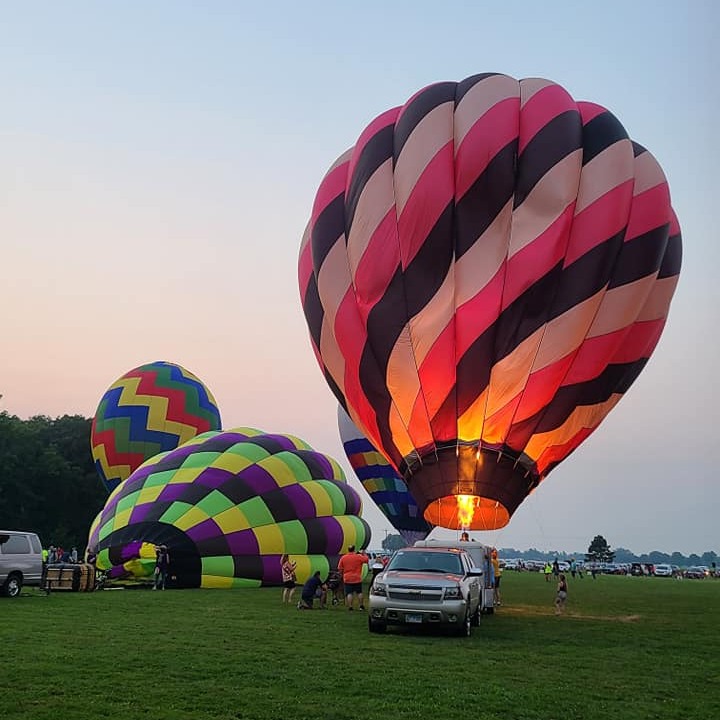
[423,494,510,531]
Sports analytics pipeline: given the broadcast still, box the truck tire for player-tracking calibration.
[2,573,23,598]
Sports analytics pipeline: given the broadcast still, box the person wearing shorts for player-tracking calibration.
[337,545,369,611]
[297,571,327,610]
[281,554,297,604]
[555,573,568,615]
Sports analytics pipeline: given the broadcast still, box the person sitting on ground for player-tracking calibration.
[298,571,328,610]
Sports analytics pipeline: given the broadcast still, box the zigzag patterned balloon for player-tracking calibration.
[91,361,222,493]
[338,405,432,545]
[87,428,371,588]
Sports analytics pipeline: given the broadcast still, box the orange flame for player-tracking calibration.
[456,494,477,529]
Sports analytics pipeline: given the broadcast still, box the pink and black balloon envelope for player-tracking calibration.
[299,73,682,531]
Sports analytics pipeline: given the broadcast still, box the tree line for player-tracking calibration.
[0,412,106,550]
[381,532,717,566]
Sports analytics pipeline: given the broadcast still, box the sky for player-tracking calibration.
[1,1,718,556]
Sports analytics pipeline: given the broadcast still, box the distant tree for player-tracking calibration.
[613,547,638,563]
[381,534,405,551]
[671,552,686,566]
[586,535,615,563]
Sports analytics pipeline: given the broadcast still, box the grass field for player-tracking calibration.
[3,572,719,720]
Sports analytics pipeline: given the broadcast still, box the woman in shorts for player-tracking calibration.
[555,573,568,615]
[281,554,297,604]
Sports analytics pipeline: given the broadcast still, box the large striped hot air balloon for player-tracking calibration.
[91,361,222,493]
[338,405,432,544]
[299,73,682,532]
[87,428,370,588]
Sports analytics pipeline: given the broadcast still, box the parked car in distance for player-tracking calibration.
[653,564,674,577]
[684,566,707,579]
[368,546,483,636]
[0,530,44,597]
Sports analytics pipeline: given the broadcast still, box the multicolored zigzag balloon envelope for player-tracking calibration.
[299,72,682,532]
[87,429,371,588]
[338,405,432,544]
[91,361,222,493]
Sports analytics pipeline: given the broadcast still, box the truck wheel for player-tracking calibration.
[456,608,472,637]
[2,574,23,598]
[368,617,387,634]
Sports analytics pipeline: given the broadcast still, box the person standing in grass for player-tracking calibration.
[491,549,502,606]
[555,573,568,615]
[281,554,298,604]
[154,544,170,590]
[337,545,369,611]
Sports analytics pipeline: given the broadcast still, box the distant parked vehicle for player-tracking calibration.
[0,530,44,597]
[653,564,673,577]
[684,566,707,579]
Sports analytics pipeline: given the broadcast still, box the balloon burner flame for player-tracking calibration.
[456,494,477,529]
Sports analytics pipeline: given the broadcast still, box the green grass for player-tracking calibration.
[3,573,719,720]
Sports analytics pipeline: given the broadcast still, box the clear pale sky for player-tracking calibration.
[1,1,717,555]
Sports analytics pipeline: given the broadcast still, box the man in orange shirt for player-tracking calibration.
[337,545,369,611]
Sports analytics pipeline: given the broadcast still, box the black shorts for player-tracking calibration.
[283,580,296,589]
[494,576,502,589]
[344,581,362,594]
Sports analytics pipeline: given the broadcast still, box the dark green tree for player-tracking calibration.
[585,535,615,563]
[381,533,406,551]
[0,412,106,549]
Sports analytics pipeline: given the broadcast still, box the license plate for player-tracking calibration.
[405,613,423,624]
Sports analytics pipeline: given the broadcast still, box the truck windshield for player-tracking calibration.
[388,551,462,574]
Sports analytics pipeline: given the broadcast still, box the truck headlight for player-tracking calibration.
[443,585,462,599]
[370,582,386,597]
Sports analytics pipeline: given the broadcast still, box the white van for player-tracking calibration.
[414,538,496,614]
[0,530,44,597]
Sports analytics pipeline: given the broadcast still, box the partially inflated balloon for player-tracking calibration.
[91,361,222,493]
[338,406,432,544]
[299,73,681,531]
[87,428,370,587]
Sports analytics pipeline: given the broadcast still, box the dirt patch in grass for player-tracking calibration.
[500,604,642,622]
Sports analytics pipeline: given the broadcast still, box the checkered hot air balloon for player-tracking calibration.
[87,428,370,588]
[299,73,682,532]
[90,361,222,493]
[338,405,432,544]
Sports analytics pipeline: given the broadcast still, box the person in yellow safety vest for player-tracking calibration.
[42,548,49,563]
[544,562,553,582]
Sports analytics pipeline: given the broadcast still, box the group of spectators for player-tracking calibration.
[44,545,79,564]
[281,545,380,611]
